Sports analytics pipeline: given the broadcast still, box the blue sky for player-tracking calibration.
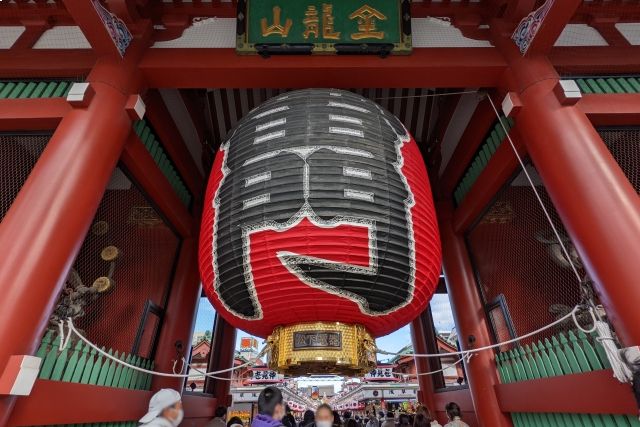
[193,294,455,354]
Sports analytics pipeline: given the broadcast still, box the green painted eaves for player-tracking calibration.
[134,119,193,208]
[454,116,514,206]
[572,76,640,94]
[0,81,73,99]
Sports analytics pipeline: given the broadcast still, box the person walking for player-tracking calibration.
[443,403,468,427]
[381,412,395,427]
[139,389,184,427]
[228,417,245,427]
[365,413,378,427]
[251,387,286,427]
[207,406,228,427]
[282,406,297,427]
[300,410,315,427]
[315,404,335,427]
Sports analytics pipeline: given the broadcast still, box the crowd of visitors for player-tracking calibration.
[137,387,469,427]
[247,387,469,427]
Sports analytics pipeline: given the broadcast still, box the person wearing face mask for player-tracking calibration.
[314,404,335,427]
[139,389,184,427]
[252,387,286,427]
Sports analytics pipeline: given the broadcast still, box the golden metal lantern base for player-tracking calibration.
[267,322,376,376]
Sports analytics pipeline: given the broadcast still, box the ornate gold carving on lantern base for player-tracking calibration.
[267,322,376,376]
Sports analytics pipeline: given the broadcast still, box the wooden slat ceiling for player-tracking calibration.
[205,88,452,151]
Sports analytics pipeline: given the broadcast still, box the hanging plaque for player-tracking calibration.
[236,0,411,56]
[293,331,342,350]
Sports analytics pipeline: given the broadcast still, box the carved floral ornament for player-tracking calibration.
[511,0,555,55]
[92,0,133,57]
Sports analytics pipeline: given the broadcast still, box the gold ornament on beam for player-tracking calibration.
[267,322,376,376]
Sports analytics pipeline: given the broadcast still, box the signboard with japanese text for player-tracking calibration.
[364,365,397,381]
[293,331,341,350]
[237,0,411,55]
[248,367,284,383]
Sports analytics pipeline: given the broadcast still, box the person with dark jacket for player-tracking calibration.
[282,406,297,427]
[228,417,245,427]
[207,406,228,427]
[380,412,394,427]
[300,410,315,427]
[331,410,341,427]
[251,387,285,427]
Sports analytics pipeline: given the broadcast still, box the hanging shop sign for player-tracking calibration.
[364,366,396,381]
[249,368,284,383]
[236,0,411,56]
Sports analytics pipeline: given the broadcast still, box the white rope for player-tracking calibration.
[486,94,583,283]
[594,321,635,383]
[184,359,237,381]
[396,353,473,378]
[63,318,267,379]
[377,305,587,358]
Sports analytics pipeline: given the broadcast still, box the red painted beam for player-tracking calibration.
[452,127,525,233]
[140,48,507,89]
[8,379,217,426]
[0,49,95,79]
[439,98,497,198]
[0,98,70,131]
[121,131,194,238]
[578,93,640,127]
[152,238,203,391]
[204,316,237,405]
[496,370,638,415]
[439,204,513,427]
[144,90,204,200]
[147,1,486,20]
[550,46,640,75]
[11,19,52,50]
[410,311,437,411]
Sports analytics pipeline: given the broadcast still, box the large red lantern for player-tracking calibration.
[199,89,441,375]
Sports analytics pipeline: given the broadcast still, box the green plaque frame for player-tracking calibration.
[236,0,412,56]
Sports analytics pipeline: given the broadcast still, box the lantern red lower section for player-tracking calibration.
[199,135,441,338]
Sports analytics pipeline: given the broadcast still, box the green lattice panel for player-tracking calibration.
[36,331,152,391]
[496,329,640,426]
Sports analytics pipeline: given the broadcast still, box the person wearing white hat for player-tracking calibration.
[139,388,184,427]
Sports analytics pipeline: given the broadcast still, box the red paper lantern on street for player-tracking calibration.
[199,89,441,375]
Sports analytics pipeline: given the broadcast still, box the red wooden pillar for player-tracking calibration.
[410,312,437,412]
[0,61,137,425]
[204,316,237,406]
[438,203,513,427]
[505,54,640,346]
[152,238,202,392]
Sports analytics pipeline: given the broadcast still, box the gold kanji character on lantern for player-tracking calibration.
[303,5,319,39]
[349,5,386,40]
[261,6,292,37]
[322,4,341,40]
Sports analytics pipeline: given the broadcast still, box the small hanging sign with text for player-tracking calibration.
[237,0,411,56]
